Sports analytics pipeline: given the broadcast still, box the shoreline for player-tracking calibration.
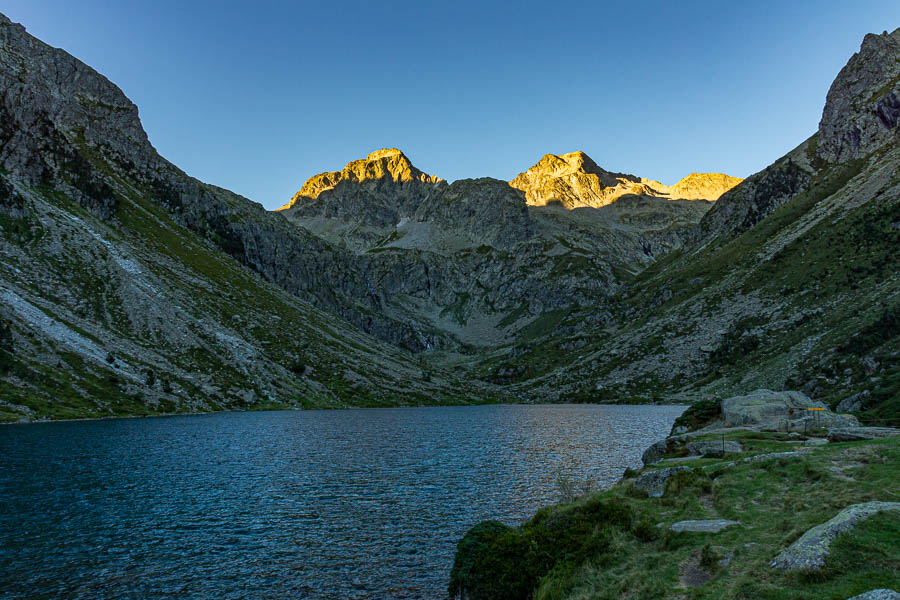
[0,399,689,426]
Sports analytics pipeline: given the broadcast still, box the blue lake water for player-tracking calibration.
[0,404,684,599]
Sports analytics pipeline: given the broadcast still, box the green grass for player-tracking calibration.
[451,433,900,600]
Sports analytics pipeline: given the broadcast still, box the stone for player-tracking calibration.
[847,591,900,600]
[828,427,900,442]
[770,502,900,570]
[685,440,742,457]
[641,438,673,466]
[803,438,829,447]
[669,519,740,533]
[836,391,869,413]
[632,466,693,498]
[720,389,859,431]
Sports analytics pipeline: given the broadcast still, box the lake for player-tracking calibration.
[0,404,684,599]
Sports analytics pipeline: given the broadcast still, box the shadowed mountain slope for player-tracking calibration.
[0,13,496,421]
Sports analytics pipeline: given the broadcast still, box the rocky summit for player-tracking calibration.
[509,150,741,209]
[0,12,898,425]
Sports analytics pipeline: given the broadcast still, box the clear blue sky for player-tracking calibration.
[5,1,899,209]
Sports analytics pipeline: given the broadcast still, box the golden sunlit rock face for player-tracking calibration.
[278,148,444,210]
[509,151,742,209]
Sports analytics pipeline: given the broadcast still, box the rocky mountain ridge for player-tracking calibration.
[509,150,741,209]
[0,12,497,420]
[0,13,897,423]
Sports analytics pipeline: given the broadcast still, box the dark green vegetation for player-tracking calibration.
[451,433,900,599]
[671,398,722,434]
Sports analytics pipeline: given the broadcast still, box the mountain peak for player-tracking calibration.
[279,149,444,210]
[817,27,900,163]
[510,152,740,209]
[366,148,406,161]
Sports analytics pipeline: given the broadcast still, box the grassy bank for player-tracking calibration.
[450,431,900,599]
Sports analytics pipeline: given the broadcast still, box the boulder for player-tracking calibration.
[641,438,672,466]
[669,519,740,533]
[770,502,900,570]
[632,466,693,498]
[721,389,858,431]
[685,440,742,457]
[641,427,752,465]
[828,427,900,442]
[847,591,900,600]
[836,390,869,413]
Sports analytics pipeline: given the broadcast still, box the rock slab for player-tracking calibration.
[770,501,900,570]
[847,591,900,600]
[670,519,740,533]
[828,427,900,442]
[685,440,742,457]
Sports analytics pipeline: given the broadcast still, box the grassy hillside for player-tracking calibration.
[450,432,900,599]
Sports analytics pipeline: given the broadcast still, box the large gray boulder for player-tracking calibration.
[685,440,742,457]
[632,466,693,498]
[771,502,900,570]
[721,390,858,431]
[847,591,900,600]
[828,427,900,442]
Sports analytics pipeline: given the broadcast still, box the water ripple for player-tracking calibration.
[0,404,684,599]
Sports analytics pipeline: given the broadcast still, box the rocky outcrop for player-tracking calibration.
[770,502,900,570]
[278,148,446,227]
[415,178,534,249]
[847,591,900,600]
[720,390,859,431]
[509,150,740,209]
[827,427,900,442]
[632,466,693,497]
[642,433,744,465]
[685,440,742,457]
[699,146,813,239]
[818,29,900,163]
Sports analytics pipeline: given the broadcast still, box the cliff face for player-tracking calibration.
[817,29,900,163]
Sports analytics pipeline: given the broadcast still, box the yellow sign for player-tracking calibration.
[807,407,825,411]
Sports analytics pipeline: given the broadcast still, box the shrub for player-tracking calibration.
[671,397,721,433]
[632,518,660,542]
[449,499,636,600]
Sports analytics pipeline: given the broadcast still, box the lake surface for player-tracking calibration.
[0,404,684,599]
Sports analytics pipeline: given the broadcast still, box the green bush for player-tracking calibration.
[449,499,636,600]
[671,397,721,433]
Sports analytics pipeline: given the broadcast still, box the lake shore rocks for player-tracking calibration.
[685,440,742,457]
[632,466,693,497]
[721,390,858,431]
